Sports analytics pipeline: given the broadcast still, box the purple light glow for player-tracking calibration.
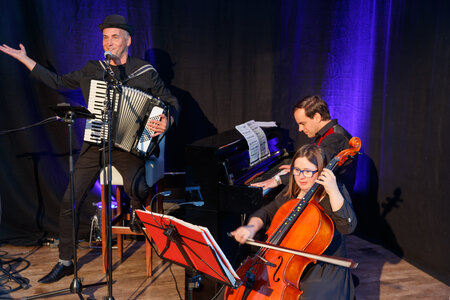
[95,201,118,210]
[321,0,378,142]
[91,180,117,205]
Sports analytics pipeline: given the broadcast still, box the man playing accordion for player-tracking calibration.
[0,14,180,283]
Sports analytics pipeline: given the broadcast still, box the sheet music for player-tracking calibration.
[255,121,277,128]
[235,120,270,166]
[235,122,260,166]
[247,120,270,160]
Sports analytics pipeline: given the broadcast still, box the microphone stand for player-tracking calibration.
[102,58,121,300]
[100,54,169,299]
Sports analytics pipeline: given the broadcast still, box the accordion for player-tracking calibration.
[84,80,166,157]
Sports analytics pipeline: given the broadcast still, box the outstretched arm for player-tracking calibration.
[0,43,37,71]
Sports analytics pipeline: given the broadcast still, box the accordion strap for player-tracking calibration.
[98,60,156,84]
[123,64,156,84]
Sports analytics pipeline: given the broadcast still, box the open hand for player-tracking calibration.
[0,43,36,70]
[0,44,28,61]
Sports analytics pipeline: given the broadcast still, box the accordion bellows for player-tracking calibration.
[84,80,166,157]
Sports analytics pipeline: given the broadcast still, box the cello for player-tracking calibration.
[224,137,361,300]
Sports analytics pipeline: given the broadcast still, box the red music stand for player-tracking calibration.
[135,209,240,299]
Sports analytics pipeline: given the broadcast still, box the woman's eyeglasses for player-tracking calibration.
[291,167,318,178]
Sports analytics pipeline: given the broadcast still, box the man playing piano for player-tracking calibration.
[0,14,179,283]
[252,95,354,193]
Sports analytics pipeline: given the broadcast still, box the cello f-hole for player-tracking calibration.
[273,256,283,282]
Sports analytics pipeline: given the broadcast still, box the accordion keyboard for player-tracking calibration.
[83,80,166,157]
[84,80,109,144]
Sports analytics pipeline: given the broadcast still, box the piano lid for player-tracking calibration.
[188,126,287,185]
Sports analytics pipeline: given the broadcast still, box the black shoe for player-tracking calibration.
[38,262,74,284]
[129,209,142,233]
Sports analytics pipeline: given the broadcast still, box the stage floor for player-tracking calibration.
[0,235,448,299]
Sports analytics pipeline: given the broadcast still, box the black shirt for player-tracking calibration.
[31,56,180,123]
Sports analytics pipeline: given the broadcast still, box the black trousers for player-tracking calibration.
[58,142,149,260]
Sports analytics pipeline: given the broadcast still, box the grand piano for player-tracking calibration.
[184,125,291,265]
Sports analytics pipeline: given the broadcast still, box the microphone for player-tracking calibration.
[104,51,113,64]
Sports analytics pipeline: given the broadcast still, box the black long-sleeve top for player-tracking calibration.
[30,56,180,123]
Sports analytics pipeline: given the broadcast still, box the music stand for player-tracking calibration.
[23,103,106,299]
[52,103,96,120]
[135,209,240,300]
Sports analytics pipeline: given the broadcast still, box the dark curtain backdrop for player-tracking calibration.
[0,0,448,285]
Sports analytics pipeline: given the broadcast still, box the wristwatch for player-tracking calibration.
[273,175,282,185]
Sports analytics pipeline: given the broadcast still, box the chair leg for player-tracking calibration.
[145,239,152,277]
[103,182,155,277]
[116,185,123,260]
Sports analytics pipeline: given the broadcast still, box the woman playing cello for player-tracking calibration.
[229,144,357,299]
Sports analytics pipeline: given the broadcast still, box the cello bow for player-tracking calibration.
[244,238,358,269]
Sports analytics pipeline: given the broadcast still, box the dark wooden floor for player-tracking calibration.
[0,235,448,299]
[346,236,449,300]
